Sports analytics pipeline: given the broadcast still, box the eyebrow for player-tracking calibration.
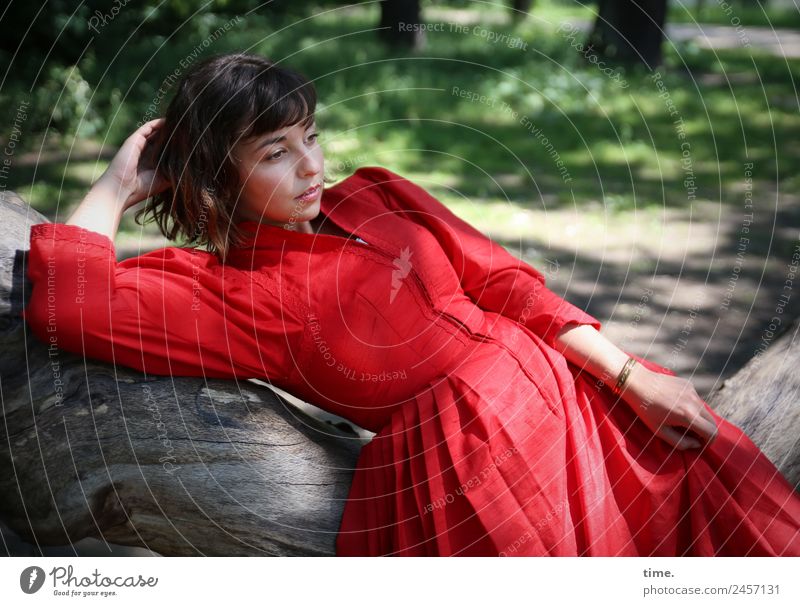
[256,118,316,150]
[257,134,286,149]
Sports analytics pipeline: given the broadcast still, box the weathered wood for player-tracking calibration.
[706,318,800,488]
[0,191,366,556]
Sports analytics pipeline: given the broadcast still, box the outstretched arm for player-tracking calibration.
[350,166,717,451]
[553,311,718,451]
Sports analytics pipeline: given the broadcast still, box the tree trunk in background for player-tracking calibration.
[586,0,669,69]
[379,0,424,49]
[510,0,534,22]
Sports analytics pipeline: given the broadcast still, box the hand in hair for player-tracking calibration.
[65,119,172,239]
[101,118,172,211]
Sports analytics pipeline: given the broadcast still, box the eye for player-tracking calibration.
[307,132,319,143]
[266,149,285,161]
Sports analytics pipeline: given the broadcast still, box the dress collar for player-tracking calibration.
[231,186,362,251]
[229,169,401,253]
[233,218,314,249]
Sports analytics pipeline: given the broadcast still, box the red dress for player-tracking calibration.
[24,166,800,556]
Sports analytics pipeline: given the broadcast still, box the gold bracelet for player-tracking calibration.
[612,357,637,396]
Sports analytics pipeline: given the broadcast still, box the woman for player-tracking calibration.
[24,52,800,556]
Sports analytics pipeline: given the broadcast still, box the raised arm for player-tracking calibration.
[25,120,180,373]
[24,120,239,378]
[66,118,168,238]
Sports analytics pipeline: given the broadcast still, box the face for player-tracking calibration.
[230,118,324,228]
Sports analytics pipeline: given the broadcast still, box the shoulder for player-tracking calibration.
[326,165,429,212]
[118,244,221,273]
[329,165,412,193]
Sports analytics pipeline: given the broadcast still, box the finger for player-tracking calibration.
[682,404,718,445]
[143,119,166,138]
[128,125,164,154]
[127,119,165,144]
[696,397,718,425]
[149,173,171,196]
[142,118,165,130]
[703,408,719,442]
[696,404,719,444]
[658,425,702,450]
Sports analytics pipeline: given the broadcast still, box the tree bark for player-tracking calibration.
[586,0,669,69]
[1,191,797,556]
[378,0,424,49]
[510,0,534,22]
[705,321,800,488]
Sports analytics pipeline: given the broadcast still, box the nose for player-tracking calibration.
[298,146,322,177]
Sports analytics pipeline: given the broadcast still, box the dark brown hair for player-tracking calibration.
[137,52,323,261]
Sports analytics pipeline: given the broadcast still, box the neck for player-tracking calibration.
[290,220,314,234]
[238,215,316,234]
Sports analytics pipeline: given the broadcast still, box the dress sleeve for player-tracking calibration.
[23,222,245,378]
[354,166,602,350]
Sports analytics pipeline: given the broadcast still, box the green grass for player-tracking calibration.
[2,1,798,240]
[668,1,800,29]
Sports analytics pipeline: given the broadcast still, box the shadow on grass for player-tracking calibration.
[1,5,796,219]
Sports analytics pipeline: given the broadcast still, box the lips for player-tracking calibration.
[295,184,321,200]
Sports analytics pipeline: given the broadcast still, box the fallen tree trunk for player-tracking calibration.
[0,191,366,556]
[1,192,797,556]
[705,321,800,488]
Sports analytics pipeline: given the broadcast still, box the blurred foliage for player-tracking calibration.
[0,0,797,239]
[669,0,800,29]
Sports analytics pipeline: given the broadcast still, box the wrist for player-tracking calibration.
[65,178,129,238]
[617,360,651,400]
[90,175,133,210]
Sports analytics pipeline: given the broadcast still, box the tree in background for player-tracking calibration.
[379,0,424,49]
[585,0,669,69]
[377,0,535,49]
[510,0,535,23]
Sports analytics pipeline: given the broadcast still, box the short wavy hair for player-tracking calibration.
[137,52,322,261]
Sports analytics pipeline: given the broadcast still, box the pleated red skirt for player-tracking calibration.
[336,344,800,556]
